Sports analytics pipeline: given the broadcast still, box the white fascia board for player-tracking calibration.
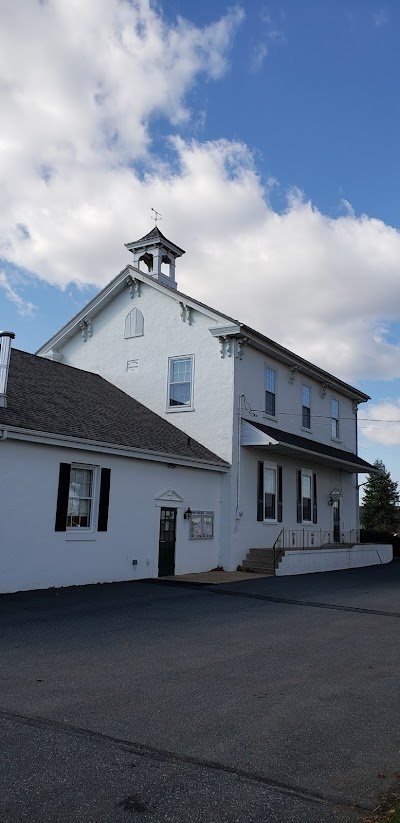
[209,324,242,337]
[36,267,231,356]
[2,427,229,472]
[278,445,378,473]
[36,265,135,354]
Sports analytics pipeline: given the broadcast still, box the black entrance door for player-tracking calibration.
[158,508,177,576]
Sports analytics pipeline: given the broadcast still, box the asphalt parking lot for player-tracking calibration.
[1,563,400,823]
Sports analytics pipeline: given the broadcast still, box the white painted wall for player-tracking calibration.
[0,439,223,593]
[36,263,368,577]
[235,347,358,451]
[57,280,235,463]
[228,446,359,570]
[276,545,393,576]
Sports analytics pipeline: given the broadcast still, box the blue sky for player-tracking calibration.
[1,0,400,483]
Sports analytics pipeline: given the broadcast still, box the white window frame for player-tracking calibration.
[263,461,278,522]
[265,366,277,418]
[66,463,99,541]
[301,384,311,430]
[166,355,195,413]
[331,397,340,440]
[301,469,313,524]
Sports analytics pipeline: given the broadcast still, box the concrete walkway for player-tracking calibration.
[159,569,268,584]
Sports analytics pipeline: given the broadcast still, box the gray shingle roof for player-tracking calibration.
[0,350,227,467]
[134,226,167,244]
[248,420,375,471]
[126,226,185,255]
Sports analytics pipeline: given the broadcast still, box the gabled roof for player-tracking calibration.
[0,350,228,469]
[35,249,369,404]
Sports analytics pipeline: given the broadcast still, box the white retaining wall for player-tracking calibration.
[276,545,393,576]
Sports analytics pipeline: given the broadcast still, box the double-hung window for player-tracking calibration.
[297,470,317,524]
[257,461,283,522]
[67,466,94,528]
[55,463,111,534]
[265,367,276,416]
[302,384,311,429]
[168,356,194,410]
[264,465,277,520]
[331,398,339,439]
[301,472,312,522]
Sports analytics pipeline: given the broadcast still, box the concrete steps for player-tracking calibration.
[242,547,284,576]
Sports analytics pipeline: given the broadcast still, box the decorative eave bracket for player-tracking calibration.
[209,325,249,359]
[126,275,141,299]
[79,317,92,342]
[179,302,192,325]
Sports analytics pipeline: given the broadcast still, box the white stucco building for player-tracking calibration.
[0,344,227,593]
[33,226,391,578]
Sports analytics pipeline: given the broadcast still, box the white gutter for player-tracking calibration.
[3,426,229,472]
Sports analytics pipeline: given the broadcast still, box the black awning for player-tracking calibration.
[241,419,377,473]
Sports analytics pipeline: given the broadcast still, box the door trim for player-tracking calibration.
[153,490,183,578]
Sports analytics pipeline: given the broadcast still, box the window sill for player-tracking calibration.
[166,407,195,413]
[331,436,342,444]
[66,531,97,541]
[301,426,312,433]
[263,413,277,422]
[262,519,278,525]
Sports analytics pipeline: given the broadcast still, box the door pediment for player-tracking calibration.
[155,489,184,504]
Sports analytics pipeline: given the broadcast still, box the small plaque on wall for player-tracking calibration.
[189,511,214,540]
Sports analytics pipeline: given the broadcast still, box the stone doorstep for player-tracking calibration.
[159,570,269,584]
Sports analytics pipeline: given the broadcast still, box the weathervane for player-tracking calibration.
[151,208,162,225]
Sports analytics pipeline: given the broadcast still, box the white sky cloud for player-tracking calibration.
[359,401,400,446]
[0,271,37,317]
[250,42,269,72]
[2,0,400,386]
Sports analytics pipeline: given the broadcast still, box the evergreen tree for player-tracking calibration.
[361,459,400,533]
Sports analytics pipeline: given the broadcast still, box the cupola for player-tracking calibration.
[125,227,185,290]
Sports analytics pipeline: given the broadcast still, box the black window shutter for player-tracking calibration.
[296,470,302,523]
[97,468,111,531]
[55,463,71,531]
[277,466,283,522]
[313,473,318,524]
[257,461,264,521]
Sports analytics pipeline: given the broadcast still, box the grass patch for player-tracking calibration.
[364,797,400,823]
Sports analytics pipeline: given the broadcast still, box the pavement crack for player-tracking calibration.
[155,581,400,619]
[0,707,373,814]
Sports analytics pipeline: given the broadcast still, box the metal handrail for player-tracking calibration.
[273,528,285,566]
[275,528,360,551]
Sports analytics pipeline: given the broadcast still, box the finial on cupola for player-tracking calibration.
[125,215,185,291]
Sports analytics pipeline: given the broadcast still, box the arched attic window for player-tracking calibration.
[124,307,144,339]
